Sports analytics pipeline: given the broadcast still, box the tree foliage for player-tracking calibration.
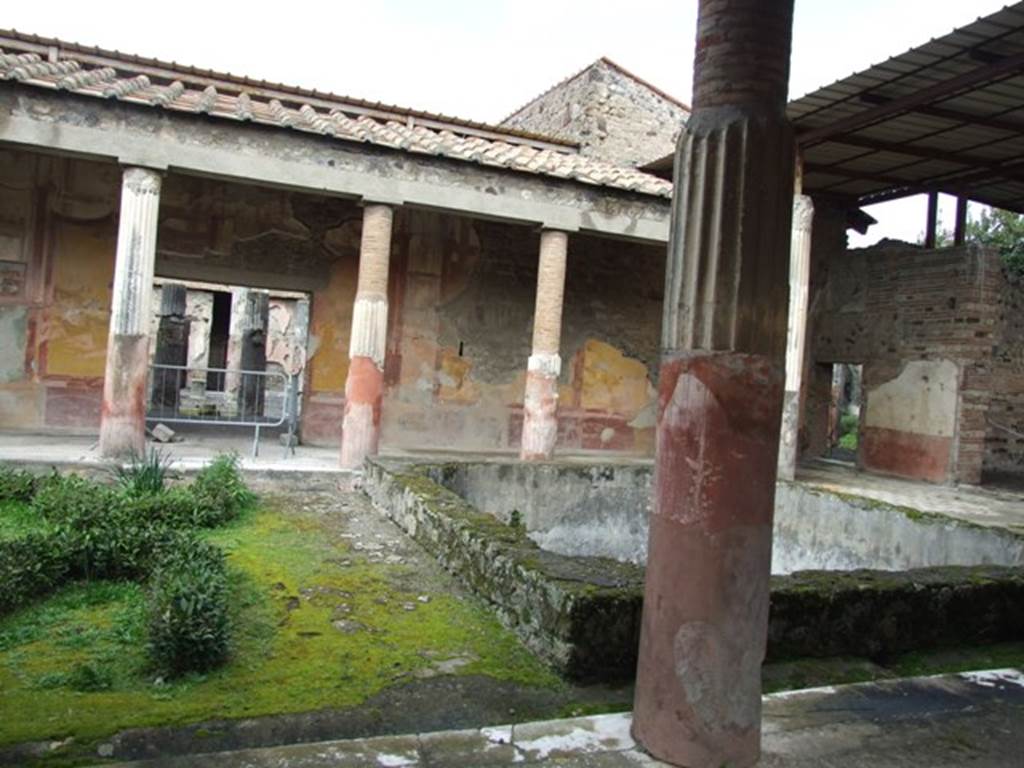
[965,207,1024,276]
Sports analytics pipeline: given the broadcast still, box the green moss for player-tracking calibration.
[0,498,559,756]
[889,641,1024,678]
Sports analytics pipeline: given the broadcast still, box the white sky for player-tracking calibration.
[3,0,1009,245]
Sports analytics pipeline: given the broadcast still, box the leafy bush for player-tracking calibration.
[190,454,256,527]
[147,539,230,675]
[0,465,39,503]
[110,448,173,496]
[129,486,202,529]
[0,533,72,614]
[32,474,117,528]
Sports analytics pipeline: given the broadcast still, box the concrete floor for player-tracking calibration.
[797,459,1024,533]
[0,430,345,475]
[104,669,1024,767]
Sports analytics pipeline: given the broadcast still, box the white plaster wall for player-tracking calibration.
[864,359,959,437]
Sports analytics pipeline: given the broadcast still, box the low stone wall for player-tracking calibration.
[773,482,1024,574]
[364,459,1024,682]
[426,462,652,564]
[770,566,1024,660]
[363,459,643,681]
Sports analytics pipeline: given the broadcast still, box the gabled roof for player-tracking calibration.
[0,30,672,199]
[790,2,1024,214]
[501,56,690,125]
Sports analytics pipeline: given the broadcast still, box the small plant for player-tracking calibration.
[66,661,114,692]
[190,453,256,527]
[147,539,230,675]
[110,448,174,496]
[837,411,860,452]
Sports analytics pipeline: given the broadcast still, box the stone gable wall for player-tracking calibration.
[502,60,689,169]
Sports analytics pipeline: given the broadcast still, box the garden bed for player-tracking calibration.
[0,461,563,766]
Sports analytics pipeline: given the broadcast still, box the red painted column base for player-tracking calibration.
[632,351,783,768]
[520,370,558,461]
[98,334,150,458]
[340,355,384,469]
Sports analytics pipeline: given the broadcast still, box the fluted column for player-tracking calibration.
[99,166,162,457]
[778,194,814,481]
[632,1,796,766]
[340,203,393,469]
[520,229,568,461]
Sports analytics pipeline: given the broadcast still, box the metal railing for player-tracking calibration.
[146,364,300,457]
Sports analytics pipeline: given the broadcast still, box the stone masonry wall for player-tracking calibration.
[502,59,689,169]
[808,241,1004,484]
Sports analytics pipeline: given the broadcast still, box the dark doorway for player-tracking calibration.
[206,290,232,391]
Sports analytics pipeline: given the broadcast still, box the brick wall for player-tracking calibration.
[806,240,1005,485]
[501,59,689,169]
[986,268,1024,481]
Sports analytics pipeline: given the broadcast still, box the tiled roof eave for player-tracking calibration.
[0,42,672,201]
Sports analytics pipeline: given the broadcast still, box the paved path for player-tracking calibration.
[103,669,1024,767]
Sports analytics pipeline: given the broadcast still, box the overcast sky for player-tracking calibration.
[3,0,1009,245]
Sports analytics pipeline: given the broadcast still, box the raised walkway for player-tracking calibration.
[104,669,1024,767]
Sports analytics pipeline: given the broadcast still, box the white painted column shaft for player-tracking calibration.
[109,168,161,336]
[98,166,162,457]
[778,194,814,480]
[348,204,394,369]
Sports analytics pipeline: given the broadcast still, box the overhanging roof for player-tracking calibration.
[791,3,1024,213]
[0,29,672,200]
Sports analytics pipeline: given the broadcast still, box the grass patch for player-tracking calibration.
[0,498,559,755]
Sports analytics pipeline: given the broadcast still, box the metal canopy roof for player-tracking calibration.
[791,3,1024,213]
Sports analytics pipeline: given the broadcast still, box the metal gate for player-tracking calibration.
[146,364,300,457]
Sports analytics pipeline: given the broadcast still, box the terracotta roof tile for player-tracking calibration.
[0,39,671,200]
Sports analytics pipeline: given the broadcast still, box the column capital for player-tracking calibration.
[538,223,578,235]
[359,196,403,209]
[117,157,169,173]
[120,165,163,195]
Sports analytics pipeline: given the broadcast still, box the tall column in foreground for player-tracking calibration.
[777,194,814,481]
[520,229,568,461]
[99,166,162,457]
[632,1,796,766]
[340,203,394,469]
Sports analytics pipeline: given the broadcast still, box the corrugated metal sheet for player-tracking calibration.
[790,3,1024,212]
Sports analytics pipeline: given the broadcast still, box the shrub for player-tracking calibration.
[190,454,255,527]
[110,448,174,497]
[147,539,230,675]
[129,486,202,529]
[32,474,118,528]
[0,465,39,502]
[0,533,72,614]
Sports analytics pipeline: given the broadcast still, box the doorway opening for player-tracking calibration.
[828,363,862,463]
